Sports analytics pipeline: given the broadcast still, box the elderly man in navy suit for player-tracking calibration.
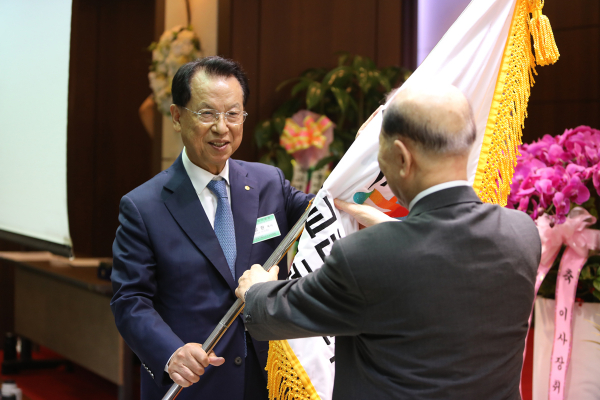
[111,56,312,400]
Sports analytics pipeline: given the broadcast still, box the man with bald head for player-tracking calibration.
[235,85,541,399]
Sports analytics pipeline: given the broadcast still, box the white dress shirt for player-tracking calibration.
[408,180,470,211]
[182,147,231,228]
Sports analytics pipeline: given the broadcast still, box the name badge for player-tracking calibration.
[253,214,281,244]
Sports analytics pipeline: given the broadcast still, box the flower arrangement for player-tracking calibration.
[148,26,201,115]
[507,125,600,302]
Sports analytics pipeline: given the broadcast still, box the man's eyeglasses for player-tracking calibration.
[183,108,248,125]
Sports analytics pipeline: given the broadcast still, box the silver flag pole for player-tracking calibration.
[162,200,313,400]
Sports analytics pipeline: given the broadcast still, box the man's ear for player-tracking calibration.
[170,104,182,133]
[394,138,412,178]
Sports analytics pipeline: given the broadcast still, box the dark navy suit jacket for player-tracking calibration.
[111,155,311,400]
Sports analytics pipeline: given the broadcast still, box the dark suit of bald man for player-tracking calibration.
[243,186,541,400]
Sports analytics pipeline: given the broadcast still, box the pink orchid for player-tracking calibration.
[552,192,569,223]
[593,167,600,193]
[518,196,530,212]
[562,176,590,205]
[547,143,570,164]
[507,125,600,224]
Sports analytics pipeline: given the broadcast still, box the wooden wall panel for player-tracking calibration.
[67,0,157,257]
[522,0,600,144]
[66,0,100,257]
[376,0,403,68]
[223,0,407,163]
[228,0,261,162]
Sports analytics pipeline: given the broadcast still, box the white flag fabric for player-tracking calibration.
[266,0,558,398]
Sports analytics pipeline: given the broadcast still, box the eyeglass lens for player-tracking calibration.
[197,109,246,124]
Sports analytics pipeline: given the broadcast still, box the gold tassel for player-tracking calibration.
[528,0,560,66]
[266,340,319,400]
[473,0,559,205]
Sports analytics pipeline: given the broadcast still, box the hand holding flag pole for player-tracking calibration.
[161,200,313,400]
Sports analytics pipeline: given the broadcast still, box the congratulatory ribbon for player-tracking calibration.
[533,208,600,400]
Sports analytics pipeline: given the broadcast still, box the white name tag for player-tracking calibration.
[253,214,281,244]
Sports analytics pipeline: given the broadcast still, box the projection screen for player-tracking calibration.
[0,0,73,256]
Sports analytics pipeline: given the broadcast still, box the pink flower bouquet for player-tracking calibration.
[507,126,600,303]
[508,126,600,225]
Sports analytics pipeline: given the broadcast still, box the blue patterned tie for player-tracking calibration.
[207,179,246,356]
[207,179,237,279]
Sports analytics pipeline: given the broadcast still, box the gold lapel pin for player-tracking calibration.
[245,185,250,191]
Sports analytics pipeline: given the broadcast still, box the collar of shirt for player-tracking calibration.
[408,180,470,211]
[182,147,230,193]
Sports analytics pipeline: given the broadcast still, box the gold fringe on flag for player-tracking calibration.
[472,0,559,205]
[265,340,319,400]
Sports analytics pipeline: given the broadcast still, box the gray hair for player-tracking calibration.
[382,98,476,154]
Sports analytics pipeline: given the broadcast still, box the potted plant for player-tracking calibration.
[254,53,411,182]
[507,125,600,400]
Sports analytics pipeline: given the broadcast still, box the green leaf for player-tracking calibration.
[373,71,391,92]
[301,68,327,81]
[272,116,286,135]
[336,51,350,66]
[355,67,372,93]
[352,55,365,69]
[276,77,301,92]
[291,78,313,96]
[254,120,273,149]
[330,87,351,114]
[581,265,593,280]
[350,55,375,70]
[306,81,323,110]
[329,138,346,158]
[275,147,294,180]
[593,278,600,292]
[322,66,353,88]
[594,289,600,301]
[313,155,337,171]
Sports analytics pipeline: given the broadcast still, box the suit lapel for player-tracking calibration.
[163,156,236,292]
[229,160,259,280]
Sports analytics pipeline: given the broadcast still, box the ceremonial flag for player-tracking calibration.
[266,0,558,398]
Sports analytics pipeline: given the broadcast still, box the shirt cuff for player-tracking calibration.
[164,351,176,372]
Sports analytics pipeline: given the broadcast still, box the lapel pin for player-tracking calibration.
[245,185,250,191]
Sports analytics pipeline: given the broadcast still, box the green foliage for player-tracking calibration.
[254,53,412,179]
[538,252,600,303]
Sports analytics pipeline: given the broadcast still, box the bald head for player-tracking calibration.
[382,84,475,154]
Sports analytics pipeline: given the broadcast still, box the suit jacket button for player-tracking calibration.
[234,356,243,366]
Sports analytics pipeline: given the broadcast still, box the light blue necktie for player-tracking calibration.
[207,179,236,279]
[207,179,246,356]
